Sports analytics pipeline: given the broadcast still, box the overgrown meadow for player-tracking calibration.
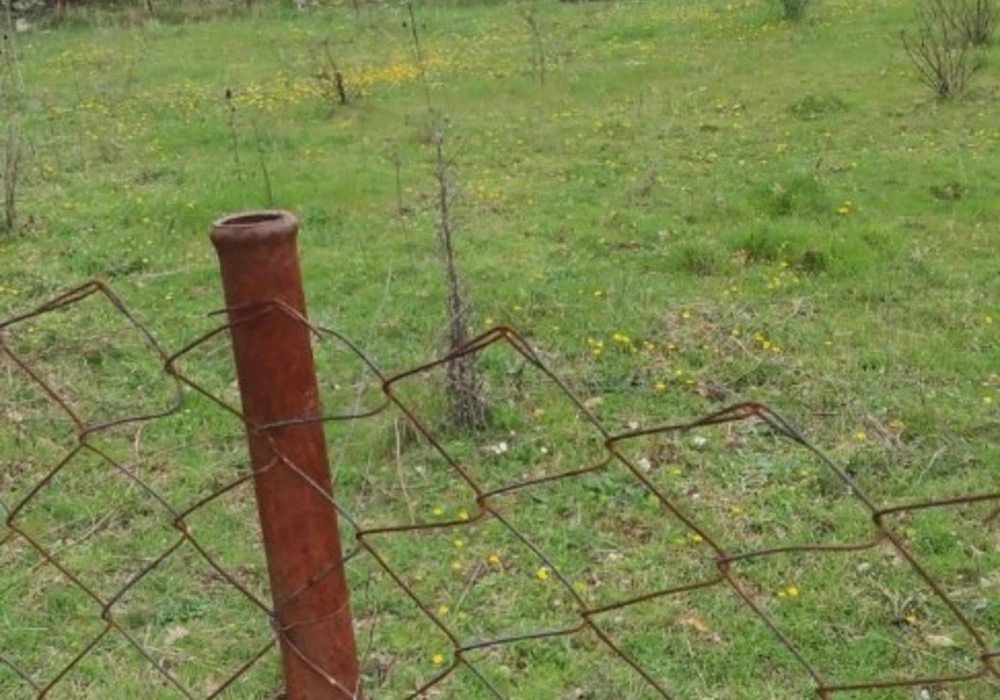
[1,1,998,698]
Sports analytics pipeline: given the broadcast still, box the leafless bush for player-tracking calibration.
[902,0,981,98]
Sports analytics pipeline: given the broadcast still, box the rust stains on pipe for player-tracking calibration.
[211,210,361,699]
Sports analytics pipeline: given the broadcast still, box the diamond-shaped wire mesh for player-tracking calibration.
[1,282,997,699]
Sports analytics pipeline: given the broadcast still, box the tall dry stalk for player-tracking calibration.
[523,6,547,86]
[3,121,21,236]
[432,129,488,430]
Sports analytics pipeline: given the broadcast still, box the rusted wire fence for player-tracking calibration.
[1,212,997,699]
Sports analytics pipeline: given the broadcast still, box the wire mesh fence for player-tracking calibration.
[1,250,998,697]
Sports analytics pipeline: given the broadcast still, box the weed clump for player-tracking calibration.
[779,0,812,21]
[676,245,719,277]
[759,174,829,219]
[788,93,848,121]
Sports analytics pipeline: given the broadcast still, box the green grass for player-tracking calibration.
[1,0,998,698]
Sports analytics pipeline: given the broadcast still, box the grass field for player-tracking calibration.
[1,0,998,698]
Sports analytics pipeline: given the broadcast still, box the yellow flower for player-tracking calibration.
[786,586,799,598]
[854,431,868,442]
[432,653,446,666]
[458,509,470,521]
[451,560,463,572]
[453,539,464,549]
[535,566,550,582]
[688,533,703,543]
[432,506,444,517]
[487,554,502,566]
[655,382,668,392]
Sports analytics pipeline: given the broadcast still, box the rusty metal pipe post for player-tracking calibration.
[211,211,361,699]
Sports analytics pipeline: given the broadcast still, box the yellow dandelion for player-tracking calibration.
[535,567,550,582]
[487,553,501,566]
[453,539,464,549]
[437,604,449,615]
[451,560,463,572]
[431,653,446,666]
[432,506,444,517]
[458,509,470,521]
[854,431,868,442]
[655,382,668,392]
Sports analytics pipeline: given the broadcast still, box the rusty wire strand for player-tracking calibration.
[1,285,997,699]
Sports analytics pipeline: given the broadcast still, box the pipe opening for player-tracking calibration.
[211,210,298,247]
[217,211,287,227]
